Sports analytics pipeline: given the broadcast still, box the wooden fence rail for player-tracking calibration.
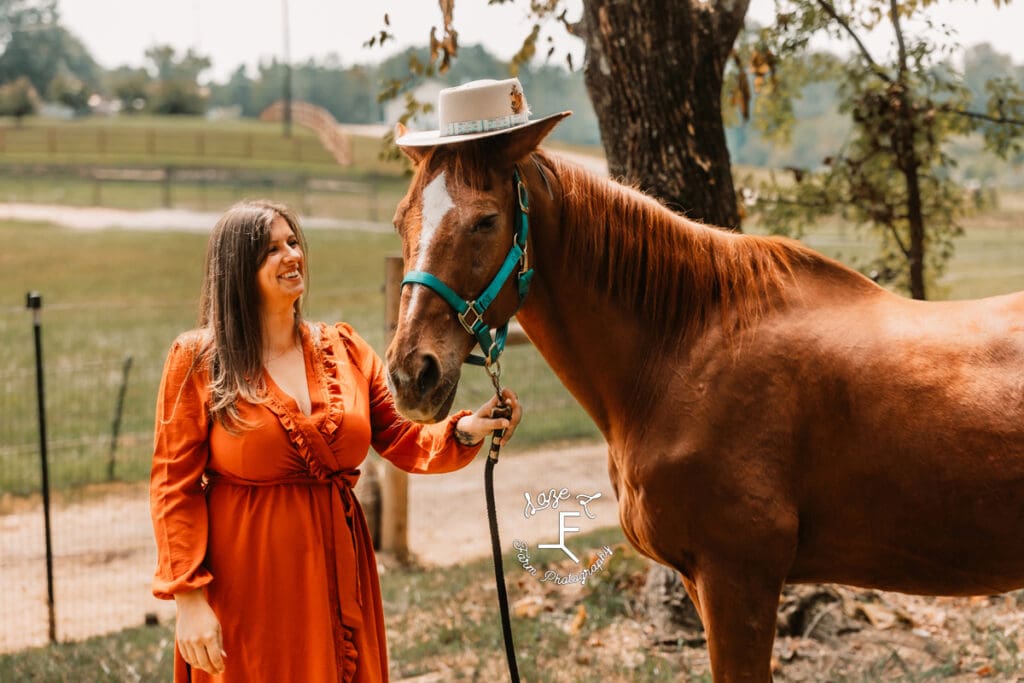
[0,124,335,165]
[0,163,380,220]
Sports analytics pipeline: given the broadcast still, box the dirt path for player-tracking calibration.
[408,442,615,567]
[0,442,613,653]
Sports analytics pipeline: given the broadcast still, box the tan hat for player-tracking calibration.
[396,77,570,147]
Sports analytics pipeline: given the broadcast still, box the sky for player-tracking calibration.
[57,0,1024,83]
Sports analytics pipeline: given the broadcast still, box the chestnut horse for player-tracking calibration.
[385,115,1024,681]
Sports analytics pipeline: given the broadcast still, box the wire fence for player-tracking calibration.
[0,300,173,653]
[0,294,599,653]
[0,356,153,495]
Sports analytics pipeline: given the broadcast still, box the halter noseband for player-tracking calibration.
[401,168,533,367]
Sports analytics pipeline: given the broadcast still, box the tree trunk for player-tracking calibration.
[578,0,749,229]
[902,152,927,300]
[888,0,926,300]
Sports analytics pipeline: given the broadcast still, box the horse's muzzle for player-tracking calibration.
[385,349,458,424]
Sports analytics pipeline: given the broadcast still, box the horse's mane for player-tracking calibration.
[538,150,828,342]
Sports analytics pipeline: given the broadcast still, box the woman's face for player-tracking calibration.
[256,215,304,310]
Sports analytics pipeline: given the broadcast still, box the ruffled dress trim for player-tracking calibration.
[339,625,359,682]
[260,322,346,480]
[310,322,346,439]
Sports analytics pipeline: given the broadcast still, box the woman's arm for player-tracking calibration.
[150,335,215,598]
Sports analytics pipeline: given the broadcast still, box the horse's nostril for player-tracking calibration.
[415,353,441,396]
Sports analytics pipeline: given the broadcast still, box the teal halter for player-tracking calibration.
[401,169,534,367]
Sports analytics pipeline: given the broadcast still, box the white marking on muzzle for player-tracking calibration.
[408,171,455,317]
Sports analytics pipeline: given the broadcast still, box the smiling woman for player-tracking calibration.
[149,198,522,682]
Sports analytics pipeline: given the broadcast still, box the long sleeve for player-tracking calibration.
[150,333,214,599]
[337,323,482,474]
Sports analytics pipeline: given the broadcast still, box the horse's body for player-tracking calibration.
[386,117,1024,681]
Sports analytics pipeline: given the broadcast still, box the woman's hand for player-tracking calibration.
[174,589,227,675]
[455,389,522,447]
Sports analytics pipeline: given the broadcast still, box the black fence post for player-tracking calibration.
[162,167,172,208]
[107,355,133,481]
[26,291,57,644]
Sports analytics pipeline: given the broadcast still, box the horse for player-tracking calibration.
[384,113,1024,681]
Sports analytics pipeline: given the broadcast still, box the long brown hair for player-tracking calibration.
[199,199,308,429]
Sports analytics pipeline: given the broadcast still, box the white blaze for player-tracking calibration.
[417,171,455,270]
[408,171,456,318]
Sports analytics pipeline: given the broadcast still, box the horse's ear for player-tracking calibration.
[493,111,572,165]
[395,123,428,165]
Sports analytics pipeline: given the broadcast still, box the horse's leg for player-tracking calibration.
[693,563,783,683]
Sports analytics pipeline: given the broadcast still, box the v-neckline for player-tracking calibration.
[264,328,320,419]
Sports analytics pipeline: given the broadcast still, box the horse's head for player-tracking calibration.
[386,113,569,423]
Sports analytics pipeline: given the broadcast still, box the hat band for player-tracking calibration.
[442,111,530,137]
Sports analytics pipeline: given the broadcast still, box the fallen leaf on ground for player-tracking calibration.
[570,604,587,634]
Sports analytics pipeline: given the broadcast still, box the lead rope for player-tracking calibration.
[483,360,520,682]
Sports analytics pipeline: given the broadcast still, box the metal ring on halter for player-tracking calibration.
[485,359,503,394]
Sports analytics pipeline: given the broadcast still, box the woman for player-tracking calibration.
[150,199,520,682]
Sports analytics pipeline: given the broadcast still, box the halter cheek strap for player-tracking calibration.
[401,169,533,367]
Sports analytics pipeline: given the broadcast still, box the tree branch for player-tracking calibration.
[756,196,832,210]
[815,0,892,84]
[941,106,1024,127]
[884,221,911,258]
[888,0,908,82]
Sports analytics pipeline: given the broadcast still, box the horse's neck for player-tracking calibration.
[515,152,884,442]
[515,160,660,442]
[515,270,651,443]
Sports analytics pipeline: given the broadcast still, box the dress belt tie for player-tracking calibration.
[204,469,369,620]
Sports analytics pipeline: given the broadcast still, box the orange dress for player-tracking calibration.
[150,322,480,682]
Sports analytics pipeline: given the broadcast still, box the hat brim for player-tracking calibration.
[396,111,572,147]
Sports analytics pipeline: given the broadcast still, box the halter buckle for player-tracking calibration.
[458,303,483,334]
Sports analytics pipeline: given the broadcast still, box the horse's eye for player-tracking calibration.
[472,214,499,233]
